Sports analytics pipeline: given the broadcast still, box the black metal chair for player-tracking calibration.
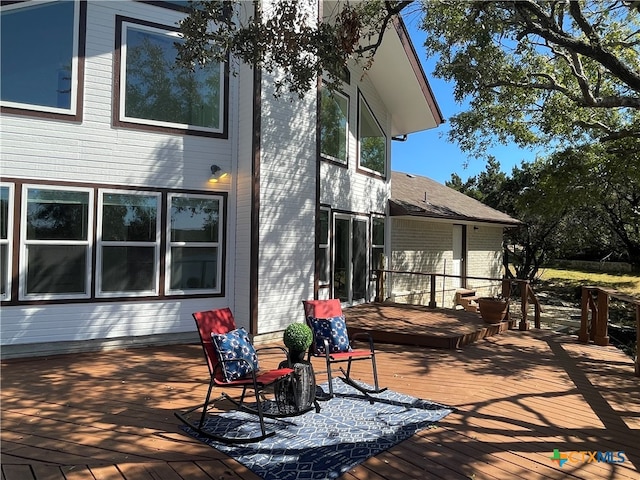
[175,308,294,443]
[302,299,387,399]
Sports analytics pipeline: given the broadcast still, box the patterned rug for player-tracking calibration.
[181,379,454,480]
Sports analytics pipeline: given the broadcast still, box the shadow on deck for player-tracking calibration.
[345,302,517,349]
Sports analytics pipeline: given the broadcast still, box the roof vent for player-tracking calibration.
[406,173,415,178]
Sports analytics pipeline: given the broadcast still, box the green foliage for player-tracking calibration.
[283,323,313,353]
[176,0,413,98]
[422,1,640,155]
[448,143,640,277]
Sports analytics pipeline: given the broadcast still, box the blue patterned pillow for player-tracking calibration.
[308,315,352,355]
[211,328,259,381]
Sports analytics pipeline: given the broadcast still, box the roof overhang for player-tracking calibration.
[366,17,444,136]
[389,199,523,228]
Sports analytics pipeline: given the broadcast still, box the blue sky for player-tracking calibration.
[391,17,541,184]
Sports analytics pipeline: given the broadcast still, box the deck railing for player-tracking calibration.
[373,269,542,330]
[579,286,640,376]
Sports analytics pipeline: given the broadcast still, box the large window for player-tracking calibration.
[167,194,222,294]
[97,191,161,297]
[1,184,13,301]
[358,95,386,176]
[1,0,83,118]
[320,89,349,164]
[21,186,92,300]
[117,17,225,135]
[2,183,225,303]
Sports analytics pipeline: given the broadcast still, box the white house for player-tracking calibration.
[0,0,443,358]
[388,172,521,308]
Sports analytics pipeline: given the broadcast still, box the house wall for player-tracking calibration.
[254,72,317,335]
[320,73,390,215]
[389,218,504,308]
[0,1,240,357]
[0,0,423,357]
[466,224,505,297]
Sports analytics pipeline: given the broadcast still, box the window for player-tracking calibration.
[1,184,14,301]
[1,0,83,118]
[20,186,92,300]
[117,17,225,135]
[358,95,386,175]
[318,207,330,285]
[167,194,223,294]
[371,216,385,278]
[97,191,161,297]
[4,184,225,303]
[320,89,349,164]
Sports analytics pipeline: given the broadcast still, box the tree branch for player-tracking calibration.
[515,0,640,93]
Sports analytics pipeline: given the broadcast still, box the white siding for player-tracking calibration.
[1,2,235,191]
[467,224,504,297]
[0,1,241,354]
[232,60,256,332]
[389,219,504,308]
[255,71,317,334]
[320,68,390,215]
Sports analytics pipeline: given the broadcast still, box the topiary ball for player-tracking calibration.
[283,323,313,353]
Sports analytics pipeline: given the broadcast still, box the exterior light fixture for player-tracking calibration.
[209,164,229,183]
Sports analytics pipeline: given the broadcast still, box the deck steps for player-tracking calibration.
[455,289,480,312]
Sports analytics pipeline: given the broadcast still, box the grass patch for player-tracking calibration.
[537,267,640,297]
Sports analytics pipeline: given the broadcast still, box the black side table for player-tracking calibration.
[275,360,320,415]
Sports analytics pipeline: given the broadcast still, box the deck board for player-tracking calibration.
[1,304,638,480]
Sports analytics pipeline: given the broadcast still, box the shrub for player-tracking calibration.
[283,323,313,353]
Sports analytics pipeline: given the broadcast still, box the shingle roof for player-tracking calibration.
[390,171,522,226]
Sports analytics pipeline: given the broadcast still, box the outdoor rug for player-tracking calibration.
[181,379,454,480]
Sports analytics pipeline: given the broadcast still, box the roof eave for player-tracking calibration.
[365,16,444,136]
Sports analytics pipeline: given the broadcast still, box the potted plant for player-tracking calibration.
[477,296,509,323]
[283,322,313,362]
[277,322,317,414]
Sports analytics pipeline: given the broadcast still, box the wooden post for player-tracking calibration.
[501,278,511,298]
[594,289,609,346]
[428,274,437,308]
[519,280,529,331]
[375,270,382,303]
[532,284,541,329]
[635,304,640,377]
[579,287,590,343]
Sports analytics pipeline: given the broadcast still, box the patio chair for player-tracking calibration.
[302,299,387,399]
[174,308,295,444]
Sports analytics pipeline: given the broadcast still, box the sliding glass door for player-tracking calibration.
[333,214,368,304]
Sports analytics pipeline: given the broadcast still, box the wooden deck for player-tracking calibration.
[2,305,639,480]
[346,302,516,349]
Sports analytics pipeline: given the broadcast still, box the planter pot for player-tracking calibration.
[478,297,508,323]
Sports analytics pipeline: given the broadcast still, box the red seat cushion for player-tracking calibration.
[213,367,293,387]
[328,349,373,360]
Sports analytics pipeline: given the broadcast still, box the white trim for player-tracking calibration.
[96,189,161,298]
[320,88,349,164]
[357,92,387,176]
[1,183,15,301]
[165,192,224,295]
[119,20,225,134]
[0,0,80,116]
[318,206,331,286]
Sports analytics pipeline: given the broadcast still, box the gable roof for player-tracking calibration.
[366,17,444,136]
[390,171,522,226]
